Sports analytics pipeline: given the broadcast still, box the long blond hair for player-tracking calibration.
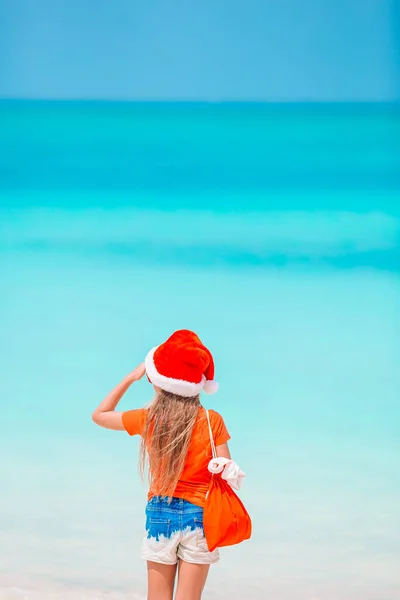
[140,389,200,497]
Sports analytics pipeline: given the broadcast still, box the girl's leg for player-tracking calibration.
[174,560,210,600]
[147,561,177,600]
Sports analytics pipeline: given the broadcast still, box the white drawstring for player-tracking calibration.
[205,409,246,491]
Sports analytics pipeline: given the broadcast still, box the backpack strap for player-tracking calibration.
[205,409,217,459]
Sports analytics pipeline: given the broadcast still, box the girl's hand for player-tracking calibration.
[129,362,146,383]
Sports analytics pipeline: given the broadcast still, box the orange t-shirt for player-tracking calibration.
[122,407,230,508]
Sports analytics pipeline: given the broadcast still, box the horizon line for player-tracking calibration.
[0,98,399,106]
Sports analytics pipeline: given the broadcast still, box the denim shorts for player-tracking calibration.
[141,496,220,565]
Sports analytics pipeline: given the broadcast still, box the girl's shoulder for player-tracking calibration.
[207,408,225,422]
[121,407,147,436]
[202,407,231,445]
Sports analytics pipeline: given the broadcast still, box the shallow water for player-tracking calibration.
[1,102,399,599]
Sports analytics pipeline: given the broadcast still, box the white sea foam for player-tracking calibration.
[0,576,146,600]
[0,589,145,600]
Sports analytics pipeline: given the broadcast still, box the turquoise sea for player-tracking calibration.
[1,102,399,600]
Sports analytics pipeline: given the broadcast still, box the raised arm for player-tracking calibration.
[92,363,145,430]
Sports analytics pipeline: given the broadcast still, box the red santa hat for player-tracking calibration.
[145,329,218,397]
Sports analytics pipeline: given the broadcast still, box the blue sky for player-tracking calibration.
[0,0,398,101]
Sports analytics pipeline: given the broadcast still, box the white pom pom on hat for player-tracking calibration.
[202,379,219,394]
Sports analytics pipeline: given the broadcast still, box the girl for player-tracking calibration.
[92,330,231,600]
